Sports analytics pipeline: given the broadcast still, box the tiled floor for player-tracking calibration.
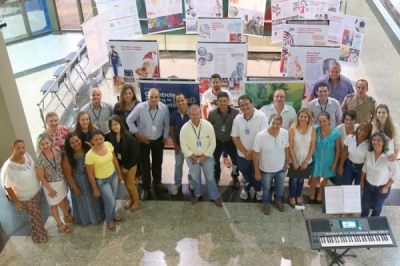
[2,0,400,265]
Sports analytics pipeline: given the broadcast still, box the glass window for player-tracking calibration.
[24,0,52,35]
[55,0,81,29]
[1,2,29,42]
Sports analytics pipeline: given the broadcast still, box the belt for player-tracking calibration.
[350,160,363,168]
[148,136,163,142]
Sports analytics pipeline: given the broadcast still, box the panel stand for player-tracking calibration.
[246,36,259,62]
[325,248,357,266]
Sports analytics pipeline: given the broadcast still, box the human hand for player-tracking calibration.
[16,202,24,211]
[293,163,299,170]
[244,151,252,160]
[118,175,123,183]
[338,166,344,176]
[174,145,180,155]
[74,188,82,196]
[300,161,308,170]
[380,186,389,194]
[122,167,128,174]
[388,154,397,162]
[331,163,337,171]
[94,189,101,198]
[254,172,261,182]
[85,141,93,148]
[49,189,58,198]
[199,155,207,164]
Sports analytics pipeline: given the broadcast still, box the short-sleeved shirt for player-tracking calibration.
[170,108,190,145]
[259,103,297,130]
[344,135,369,164]
[208,106,239,141]
[81,101,113,134]
[253,129,289,172]
[341,93,376,123]
[85,142,115,179]
[35,147,65,183]
[50,125,70,152]
[307,97,342,126]
[311,74,354,104]
[201,88,234,115]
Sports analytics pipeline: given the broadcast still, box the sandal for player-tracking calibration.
[289,197,296,208]
[64,215,74,223]
[107,223,116,231]
[57,223,71,234]
[124,200,133,210]
[130,202,140,212]
[38,238,48,243]
[113,216,125,222]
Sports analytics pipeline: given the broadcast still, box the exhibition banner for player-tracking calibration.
[303,0,340,19]
[197,18,243,42]
[82,12,111,73]
[244,77,304,111]
[145,0,184,34]
[95,0,132,14]
[107,40,160,96]
[185,0,224,34]
[271,0,299,43]
[195,42,247,95]
[228,0,267,37]
[107,4,142,39]
[324,11,367,67]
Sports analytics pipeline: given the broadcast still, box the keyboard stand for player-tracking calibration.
[325,248,357,266]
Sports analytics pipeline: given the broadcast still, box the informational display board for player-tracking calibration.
[271,0,299,43]
[197,18,243,42]
[303,0,340,19]
[227,0,267,37]
[195,42,247,95]
[244,77,304,111]
[107,4,142,39]
[324,11,367,67]
[286,45,340,96]
[185,0,224,34]
[107,40,160,96]
[82,12,111,73]
[95,0,132,14]
[145,0,184,34]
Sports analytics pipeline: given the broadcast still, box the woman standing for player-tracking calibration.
[108,115,140,212]
[1,140,48,243]
[338,122,372,185]
[63,132,104,225]
[310,112,341,203]
[85,130,124,230]
[337,110,359,150]
[361,132,399,217]
[288,108,316,207]
[35,133,73,234]
[44,112,70,151]
[113,85,140,128]
[74,111,97,148]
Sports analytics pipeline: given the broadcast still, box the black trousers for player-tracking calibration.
[213,139,239,179]
[139,136,164,191]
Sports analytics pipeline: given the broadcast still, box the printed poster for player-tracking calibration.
[324,11,367,67]
[303,0,340,19]
[185,0,224,34]
[195,42,247,95]
[95,0,132,14]
[145,0,184,34]
[271,0,299,43]
[107,4,142,39]
[198,18,243,42]
[228,0,267,36]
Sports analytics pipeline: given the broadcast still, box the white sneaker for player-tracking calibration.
[255,191,263,201]
[171,184,182,196]
[240,189,248,200]
[189,180,195,191]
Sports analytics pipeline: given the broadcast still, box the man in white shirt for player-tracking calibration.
[307,82,342,126]
[231,95,268,201]
[260,89,296,130]
[180,105,222,207]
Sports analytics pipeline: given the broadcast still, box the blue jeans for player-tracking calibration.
[213,140,239,179]
[342,159,363,185]
[112,63,118,77]
[237,156,261,192]
[261,170,286,204]
[186,157,218,200]
[361,180,390,217]
[174,149,192,185]
[96,171,118,223]
[289,177,304,198]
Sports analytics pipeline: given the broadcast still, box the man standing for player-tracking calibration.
[308,82,342,126]
[126,88,170,199]
[109,45,121,78]
[341,79,376,123]
[307,61,353,104]
[208,92,240,187]
[170,93,193,195]
[231,95,268,200]
[260,89,296,130]
[180,105,222,207]
[81,87,113,134]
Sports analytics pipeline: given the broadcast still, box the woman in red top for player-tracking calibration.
[43,112,70,152]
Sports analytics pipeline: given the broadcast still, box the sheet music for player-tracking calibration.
[343,185,362,213]
[325,186,343,214]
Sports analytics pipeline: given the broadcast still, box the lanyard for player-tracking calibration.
[90,104,102,124]
[219,113,228,124]
[318,100,327,113]
[42,149,57,172]
[191,121,202,140]
[244,110,254,129]
[149,109,158,124]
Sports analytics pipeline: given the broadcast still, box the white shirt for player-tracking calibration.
[337,124,359,150]
[253,129,289,172]
[372,124,400,154]
[180,119,216,157]
[307,97,342,126]
[362,152,400,186]
[292,126,313,164]
[201,88,234,115]
[344,135,369,164]
[259,103,296,130]
[231,109,268,158]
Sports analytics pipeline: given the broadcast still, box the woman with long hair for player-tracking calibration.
[85,130,123,230]
[288,108,316,207]
[43,112,70,151]
[108,115,140,211]
[74,111,97,148]
[35,133,73,234]
[113,85,140,127]
[1,140,48,243]
[63,132,104,225]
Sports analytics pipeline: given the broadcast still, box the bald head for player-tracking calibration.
[90,88,102,107]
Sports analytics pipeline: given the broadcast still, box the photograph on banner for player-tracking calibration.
[280,22,330,73]
[107,5,142,39]
[324,11,367,67]
[286,46,340,96]
[185,0,223,34]
[303,0,340,20]
[228,0,266,36]
[292,0,308,17]
[271,15,299,43]
[112,77,137,96]
[145,0,184,34]
[82,12,111,73]
[244,79,304,111]
[198,18,243,42]
[95,0,133,14]
[271,0,295,20]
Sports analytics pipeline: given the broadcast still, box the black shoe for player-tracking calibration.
[289,197,296,208]
[155,183,168,193]
[191,195,203,205]
[142,190,149,200]
[230,176,240,189]
[315,200,322,205]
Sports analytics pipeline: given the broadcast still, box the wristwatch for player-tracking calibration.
[197,158,200,163]
[304,159,309,163]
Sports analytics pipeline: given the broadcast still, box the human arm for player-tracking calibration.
[163,108,170,140]
[4,187,24,210]
[170,126,180,155]
[202,124,216,160]
[112,151,122,183]
[338,145,349,176]
[335,103,343,125]
[301,127,316,170]
[331,137,342,171]
[360,171,366,190]
[284,147,290,171]
[201,105,208,120]
[62,157,81,196]
[381,161,400,194]
[288,127,299,169]
[232,137,252,160]
[85,163,100,197]
[341,98,348,111]
[253,151,261,181]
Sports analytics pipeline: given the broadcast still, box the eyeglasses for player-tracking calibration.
[239,103,251,108]
[274,96,286,99]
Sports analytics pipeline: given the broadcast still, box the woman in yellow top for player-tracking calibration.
[85,130,123,230]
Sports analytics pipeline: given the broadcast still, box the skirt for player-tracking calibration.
[43,179,68,205]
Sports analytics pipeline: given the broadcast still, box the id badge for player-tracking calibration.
[196,141,202,147]
[117,153,122,160]
[55,174,60,180]
[221,125,226,132]
[96,124,101,129]
[152,125,156,131]
[245,128,250,135]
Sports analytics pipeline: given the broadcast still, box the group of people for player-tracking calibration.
[1,62,399,244]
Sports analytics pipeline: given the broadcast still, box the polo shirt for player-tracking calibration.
[208,106,239,141]
[259,103,296,130]
[307,97,342,126]
[81,101,113,134]
[311,73,354,104]
[170,108,190,145]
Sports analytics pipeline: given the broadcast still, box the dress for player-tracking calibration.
[70,155,104,225]
[312,125,341,178]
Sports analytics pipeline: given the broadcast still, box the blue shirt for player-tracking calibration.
[126,101,170,140]
[311,74,354,105]
[170,108,190,145]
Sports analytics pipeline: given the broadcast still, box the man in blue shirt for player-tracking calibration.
[126,88,170,199]
[170,93,192,195]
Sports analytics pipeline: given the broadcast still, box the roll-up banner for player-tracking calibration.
[185,0,224,34]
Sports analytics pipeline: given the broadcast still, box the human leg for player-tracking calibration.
[202,157,219,200]
[139,142,152,191]
[186,158,202,198]
[273,170,286,203]
[309,177,318,200]
[213,140,224,183]
[341,159,355,185]
[371,185,390,217]
[353,166,363,185]
[361,180,373,217]
[316,178,329,201]
[288,177,298,205]
[174,149,185,186]
[237,156,253,192]
[261,171,273,204]
[96,177,116,224]
[23,192,48,242]
[151,137,164,186]
[125,165,139,211]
